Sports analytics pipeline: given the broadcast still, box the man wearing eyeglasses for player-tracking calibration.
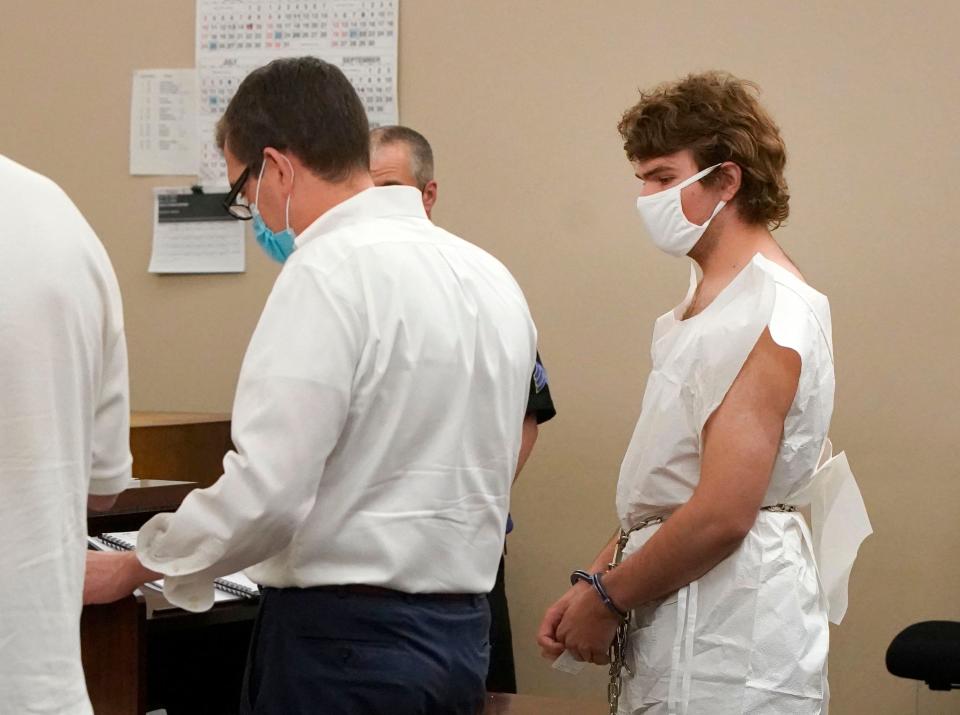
[83,57,536,715]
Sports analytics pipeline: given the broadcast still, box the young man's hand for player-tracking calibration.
[537,581,592,660]
[553,582,620,664]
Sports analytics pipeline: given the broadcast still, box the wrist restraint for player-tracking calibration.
[569,569,628,621]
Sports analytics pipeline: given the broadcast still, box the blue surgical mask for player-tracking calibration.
[251,158,296,263]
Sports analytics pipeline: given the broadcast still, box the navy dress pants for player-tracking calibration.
[239,586,490,715]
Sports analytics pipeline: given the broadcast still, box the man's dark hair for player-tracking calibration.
[216,57,369,182]
[370,125,434,190]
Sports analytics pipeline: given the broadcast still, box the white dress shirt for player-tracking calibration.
[138,186,536,612]
[0,156,132,714]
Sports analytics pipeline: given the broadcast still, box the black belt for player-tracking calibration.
[264,583,483,603]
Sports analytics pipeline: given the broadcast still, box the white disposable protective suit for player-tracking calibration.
[615,254,871,714]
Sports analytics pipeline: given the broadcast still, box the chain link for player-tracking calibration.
[603,506,795,713]
[605,516,662,714]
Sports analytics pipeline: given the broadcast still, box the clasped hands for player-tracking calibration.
[536,578,622,665]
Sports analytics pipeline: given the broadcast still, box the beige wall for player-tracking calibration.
[4,1,959,711]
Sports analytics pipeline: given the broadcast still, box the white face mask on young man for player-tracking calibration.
[635,163,726,257]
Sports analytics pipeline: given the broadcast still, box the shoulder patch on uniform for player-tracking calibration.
[533,360,548,393]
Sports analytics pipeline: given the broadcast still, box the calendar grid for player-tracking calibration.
[196,0,398,185]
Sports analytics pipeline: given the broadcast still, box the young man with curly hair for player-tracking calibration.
[538,71,869,714]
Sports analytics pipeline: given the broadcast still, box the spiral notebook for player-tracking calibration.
[89,530,259,601]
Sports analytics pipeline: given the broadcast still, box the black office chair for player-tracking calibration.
[886,621,960,691]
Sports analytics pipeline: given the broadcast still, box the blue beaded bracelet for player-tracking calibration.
[569,569,628,621]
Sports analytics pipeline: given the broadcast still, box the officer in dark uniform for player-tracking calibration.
[369,126,557,694]
[486,352,556,693]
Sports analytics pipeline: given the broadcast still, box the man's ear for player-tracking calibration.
[262,147,296,193]
[421,180,438,219]
[718,161,742,202]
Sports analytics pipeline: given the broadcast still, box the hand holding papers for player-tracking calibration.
[552,650,587,675]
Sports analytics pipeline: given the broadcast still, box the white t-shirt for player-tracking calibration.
[138,186,536,612]
[0,156,132,714]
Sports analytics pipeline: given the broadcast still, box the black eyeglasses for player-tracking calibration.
[222,166,253,220]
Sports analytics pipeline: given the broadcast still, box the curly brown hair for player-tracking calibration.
[618,71,789,229]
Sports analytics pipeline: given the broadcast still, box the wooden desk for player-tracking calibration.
[82,590,257,715]
[87,479,196,535]
[81,595,146,715]
[483,693,607,714]
[83,478,255,714]
[131,412,232,488]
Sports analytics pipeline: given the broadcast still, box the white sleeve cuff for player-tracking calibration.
[158,571,217,613]
[136,513,225,613]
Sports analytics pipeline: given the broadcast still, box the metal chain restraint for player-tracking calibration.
[604,505,795,713]
[605,515,663,715]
